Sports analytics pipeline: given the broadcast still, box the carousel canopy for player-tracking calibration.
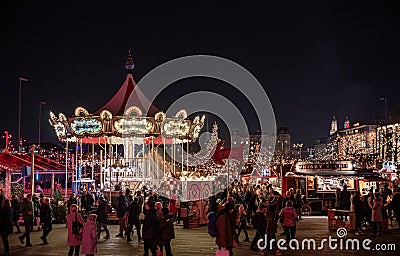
[94,51,158,116]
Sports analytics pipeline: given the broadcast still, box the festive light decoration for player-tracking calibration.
[125,106,143,118]
[114,117,153,135]
[175,109,188,120]
[74,106,90,117]
[162,119,191,137]
[71,118,102,136]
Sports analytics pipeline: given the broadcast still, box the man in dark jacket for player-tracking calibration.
[158,207,175,256]
[142,201,158,256]
[80,190,94,215]
[126,196,141,242]
[250,204,267,252]
[40,198,53,244]
[11,195,21,233]
[388,188,400,232]
[18,194,34,247]
[96,197,111,239]
[116,191,127,237]
[0,199,13,256]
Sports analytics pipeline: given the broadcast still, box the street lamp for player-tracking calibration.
[18,77,29,149]
[293,143,304,159]
[38,101,46,147]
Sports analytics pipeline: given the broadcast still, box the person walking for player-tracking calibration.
[81,214,98,256]
[279,200,298,245]
[126,196,141,242]
[142,201,158,256]
[40,198,53,244]
[216,203,237,256]
[387,188,400,232]
[369,193,383,236]
[266,202,282,256]
[237,204,249,242]
[66,204,84,256]
[11,195,21,234]
[250,204,267,253]
[116,191,127,237]
[18,194,34,247]
[32,194,41,231]
[96,197,111,239]
[158,207,175,256]
[295,189,304,220]
[353,191,365,235]
[0,199,13,256]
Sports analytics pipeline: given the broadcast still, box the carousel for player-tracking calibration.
[49,52,234,203]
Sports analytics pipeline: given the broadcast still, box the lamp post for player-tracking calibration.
[38,101,46,147]
[18,77,29,150]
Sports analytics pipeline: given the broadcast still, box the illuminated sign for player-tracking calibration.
[71,118,102,136]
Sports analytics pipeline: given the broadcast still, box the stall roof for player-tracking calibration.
[0,152,68,172]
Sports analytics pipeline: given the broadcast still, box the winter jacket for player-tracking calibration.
[142,208,158,239]
[40,204,53,224]
[266,208,278,234]
[251,210,267,235]
[158,213,175,242]
[279,206,297,227]
[127,201,140,224]
[116,195,127,218]
[388,192,400,212]
[96,200,110,224]
[216,212,235,248]
[369,197,383,222]
[353,196,365,219]
[11,198,20,222]
[0,206,13,235]
[66,212,84,246]
[20,199,34,222]
[81,219,97,254]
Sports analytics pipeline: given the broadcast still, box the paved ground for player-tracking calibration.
[2,216,399,256]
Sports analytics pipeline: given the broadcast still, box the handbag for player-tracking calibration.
[216,249,230,256]
[72,213,83,235]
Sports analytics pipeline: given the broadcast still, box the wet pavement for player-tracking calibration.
[2,216,399,256]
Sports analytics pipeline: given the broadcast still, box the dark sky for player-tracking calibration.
[1,1,400,148]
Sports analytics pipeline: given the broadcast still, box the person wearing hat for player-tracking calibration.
[216,203,237,256]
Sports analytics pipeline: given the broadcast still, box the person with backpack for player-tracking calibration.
[66,204,84,256]
[116,191,127,237]
[250,204,267,253]
[279,200,298,245]
[96,197,111,239]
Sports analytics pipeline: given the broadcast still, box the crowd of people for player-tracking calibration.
[209,180,400,256]
[0,180,399,256]
[64,188,177,256]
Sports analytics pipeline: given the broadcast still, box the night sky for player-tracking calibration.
[1,1,400,148]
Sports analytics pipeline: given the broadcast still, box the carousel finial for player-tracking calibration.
[125,50,134,73]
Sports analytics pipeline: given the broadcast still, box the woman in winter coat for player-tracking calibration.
[216,203,236,256]
[0,199,13,256]
[279,200,298,244]
[369,193,383,236]
[81,214,98,256]
[66,204,84,256]
[266,203,282,255]
[158,207,175,256]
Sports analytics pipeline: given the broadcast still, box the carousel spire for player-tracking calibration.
[125,49,134,73]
